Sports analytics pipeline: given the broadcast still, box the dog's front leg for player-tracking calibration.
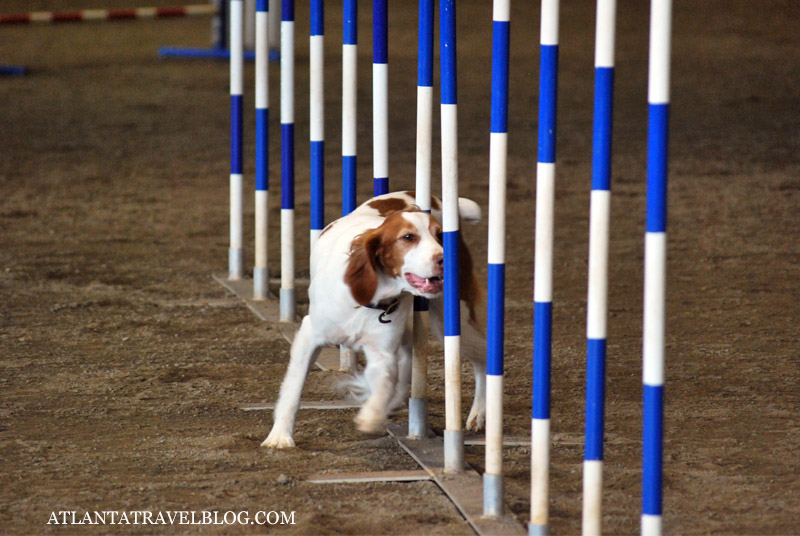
[262,316,320,448]
[388,325,413,413]
[355,348,398,434]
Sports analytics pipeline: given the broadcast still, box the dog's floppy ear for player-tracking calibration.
[345,228,383,306]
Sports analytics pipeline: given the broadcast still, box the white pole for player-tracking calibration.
[253,0,270,299]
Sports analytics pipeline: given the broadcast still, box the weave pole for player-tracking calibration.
[372,0,389,196]
[279,0,296,322]
[268,0,280,58]
[229,0,245,280]
[408,0,435,440]
[582,0,616,533]
[0,4,216,24]
[338,0,358,372]
[642,0,672,534]
[341,0,358,216]
[484,0,510,518]
[440,0,463,474]
[309,0,324,249]
[531,0,559,533]
[253,0,270,299]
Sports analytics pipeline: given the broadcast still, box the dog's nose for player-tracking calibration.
[433,253,444,272]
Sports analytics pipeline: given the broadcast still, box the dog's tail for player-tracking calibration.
[457,197,482,225]
[336,373,406,414]
[336,374,371,403]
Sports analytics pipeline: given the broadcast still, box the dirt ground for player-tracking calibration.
[1,0,798,534]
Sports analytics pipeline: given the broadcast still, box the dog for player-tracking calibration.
[262,191,486,448]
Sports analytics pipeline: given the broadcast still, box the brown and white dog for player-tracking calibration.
[262,191,486,448]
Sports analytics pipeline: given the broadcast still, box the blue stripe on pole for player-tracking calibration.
[281,0,293,21]
[311,140,324,229]
[642,384,664,516]
[310,0,323,36]
[414,296,429,312]
[490,21,510,134]
[537,45,558,164]
[532,300,552,419]
[440,0,457,105]
[230,94,243,175]
[373,0,388,64]
[256,0,266,12]
[646,103,669,233]
[281,123,294,209]
[585,337,606,461]
[343,0,357,45]
[592,67,614,191]
[443,230,461,337]
[342,155,357,216]
[374,177,388,197]
[417,0,434,87]
[256,108,268,191]
[487,263,505,376]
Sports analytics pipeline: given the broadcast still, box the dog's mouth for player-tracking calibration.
[405,273,444,295]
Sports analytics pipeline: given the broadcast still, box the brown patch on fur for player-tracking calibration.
[404,190,442,211]
[318,220,337,238]
[344,229,382,306]
[458,232,482,325]
[372,211,427,278]
[345,210,432,304]
[367,197,411,217]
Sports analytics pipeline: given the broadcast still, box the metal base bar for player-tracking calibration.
[443,429,465,473]
[407,397,429,438]
[228,248,244,280]
[529,523,549,536]
[253,267,269,300]
[0,65,26,76]
[158,46,256,60]
[483,473,504,518]
[387,423,525,535]
[279,288,296,323]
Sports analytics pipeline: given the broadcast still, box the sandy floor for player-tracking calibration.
[1,0,798,534]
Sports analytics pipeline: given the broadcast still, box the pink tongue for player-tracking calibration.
[406,273,442,293]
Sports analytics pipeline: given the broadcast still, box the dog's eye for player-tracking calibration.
[436,231,443,244]
[403,233,417,242]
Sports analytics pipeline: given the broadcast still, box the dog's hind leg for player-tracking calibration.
[262,316,321,448]
[428,298,487,432]
[460,313,486,431]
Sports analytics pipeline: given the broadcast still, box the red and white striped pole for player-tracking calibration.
[0,5,216,25]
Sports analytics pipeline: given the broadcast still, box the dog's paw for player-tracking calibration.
[354,407,387,435]
[261,431,296,449]
[465,410,485,432]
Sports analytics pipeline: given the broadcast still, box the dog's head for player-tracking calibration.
[345,209,444,306]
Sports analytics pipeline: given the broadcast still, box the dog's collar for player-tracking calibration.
[358,298,401,324]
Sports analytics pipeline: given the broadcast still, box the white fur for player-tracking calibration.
[262,192,486,448]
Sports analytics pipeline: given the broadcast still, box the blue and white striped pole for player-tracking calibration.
[531,0,559,533]
[342,0,357,216]
[309,0,324,249]
[339,0,358,372]
[440,0,463,474]
[643,0,671,534]
[409,0,435,440]
[582,0,616,533]
[229,0,245,280]
[484,0,510,518]
[279,0,295,322]
[253,0,270,300]
[268,0,280,59]
[373,0,389,196]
